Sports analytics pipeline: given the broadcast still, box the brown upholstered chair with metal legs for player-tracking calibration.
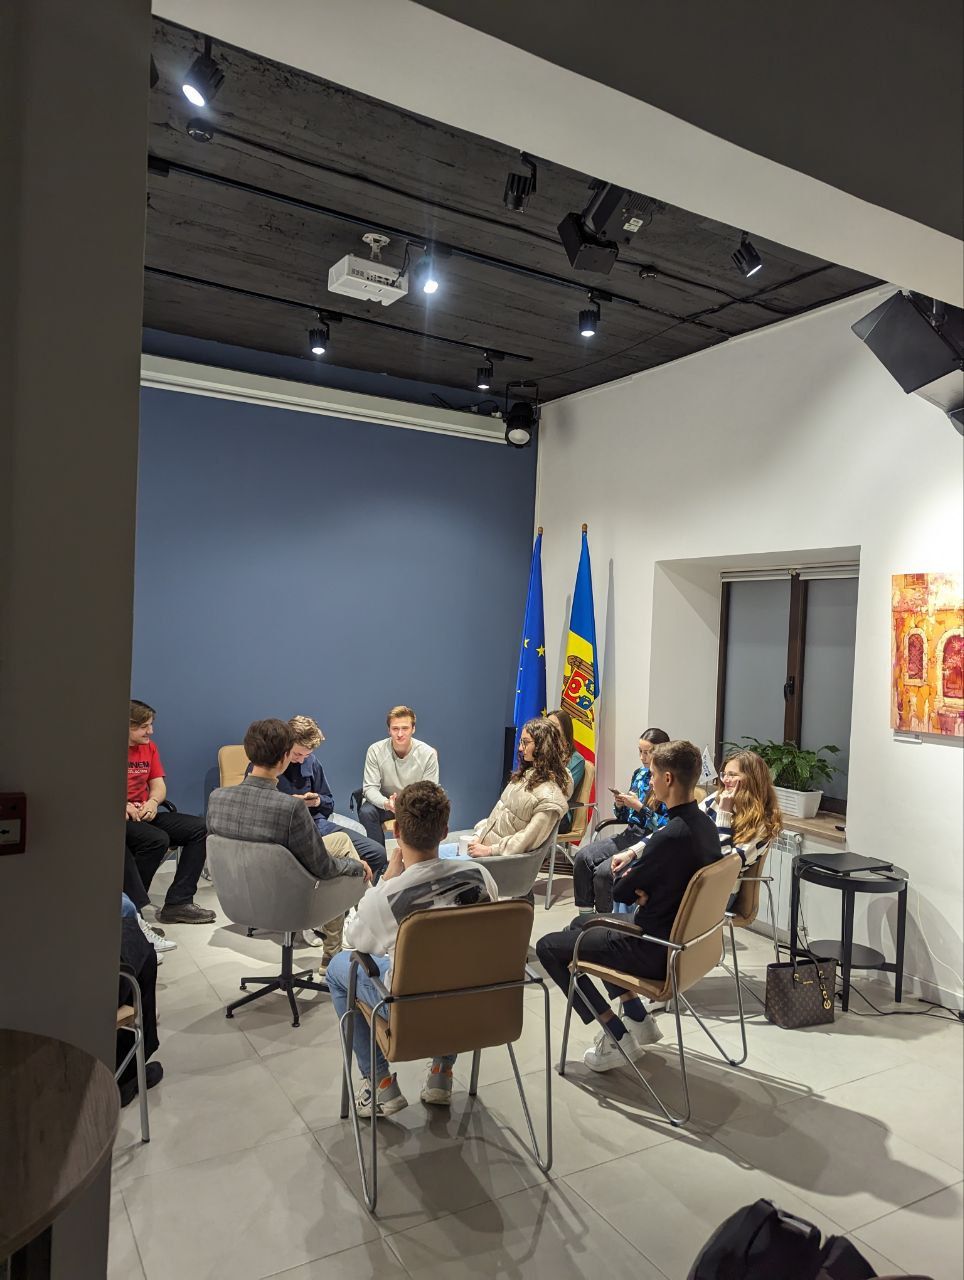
[338,900,552,1212]
[559,852,747,1128]
[726,845,779,1005]
[543,761,596,908]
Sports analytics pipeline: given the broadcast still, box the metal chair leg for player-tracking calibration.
[468,1048,481,1097]
[544,843,555,909]
[505,976,553,1171]
[763,880,780,964]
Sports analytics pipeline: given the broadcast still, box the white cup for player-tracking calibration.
[457,834,472,857]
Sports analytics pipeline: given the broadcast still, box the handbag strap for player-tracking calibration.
[791,948,835,1012]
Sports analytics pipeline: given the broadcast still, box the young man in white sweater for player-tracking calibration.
[358,705,439,847]
[327,780,498,1118]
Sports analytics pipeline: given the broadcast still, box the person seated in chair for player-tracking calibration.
[546,708,583,834]
[207,719,371,973]
[118,893,162,1107]
[125,699,216,931]
[278,715,388,881]
[536,740,722,1072]
[570,727,670,915]
[327,781,498,1117]
[359,705,439,846]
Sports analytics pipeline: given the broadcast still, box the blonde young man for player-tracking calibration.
[359,705,439,847]
[278,716,388,879]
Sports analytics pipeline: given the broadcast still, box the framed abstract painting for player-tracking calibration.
[891,573,964,736]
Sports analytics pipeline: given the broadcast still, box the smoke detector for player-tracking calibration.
[327,233,409,306]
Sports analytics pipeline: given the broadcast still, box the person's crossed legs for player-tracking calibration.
[536,917,666,1071]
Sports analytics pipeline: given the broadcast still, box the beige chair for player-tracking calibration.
[543,759,596,908]
[560,852,747,1127]
[338,900,552,1211]
[723,844,778,1006]
[218,744,250,788]
[116,967,149,1143]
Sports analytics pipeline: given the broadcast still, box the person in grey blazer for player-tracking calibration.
[207,719,371,969]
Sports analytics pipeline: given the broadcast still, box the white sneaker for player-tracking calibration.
[138,914,177,953]
[583,1025,633,1073]
[301,929,324,948]
[626,1015,664,1052]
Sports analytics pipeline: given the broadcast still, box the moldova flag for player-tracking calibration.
[560,526,599,774]
[512,528,547,756]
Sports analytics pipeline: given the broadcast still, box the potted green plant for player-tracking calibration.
[722,737,840,819]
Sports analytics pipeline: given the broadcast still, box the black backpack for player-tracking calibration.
[688,1199,879,1280]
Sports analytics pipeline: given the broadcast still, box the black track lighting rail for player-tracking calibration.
[144,265,533,363]
[147,154,733,337]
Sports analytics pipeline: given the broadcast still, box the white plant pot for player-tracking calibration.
[774,786,822,819]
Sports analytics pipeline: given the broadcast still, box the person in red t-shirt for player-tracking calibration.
[124,700,215,928]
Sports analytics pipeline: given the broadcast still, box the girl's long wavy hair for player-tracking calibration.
[721,749,782,846]
[512,717,571,793]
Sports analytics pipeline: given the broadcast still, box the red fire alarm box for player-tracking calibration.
[0,793,27,855]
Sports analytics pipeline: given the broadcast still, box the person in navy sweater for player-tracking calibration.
[277,716,388,880]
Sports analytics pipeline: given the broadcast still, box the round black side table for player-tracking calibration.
[789,851,908,1013]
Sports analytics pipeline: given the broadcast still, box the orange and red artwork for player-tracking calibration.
[892,573,964,736]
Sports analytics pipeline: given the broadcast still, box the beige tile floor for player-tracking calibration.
[110,863,964,1280]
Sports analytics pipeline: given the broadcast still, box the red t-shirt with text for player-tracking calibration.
[128,742,165,805]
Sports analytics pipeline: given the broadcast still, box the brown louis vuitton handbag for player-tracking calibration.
[765,951,837,1029]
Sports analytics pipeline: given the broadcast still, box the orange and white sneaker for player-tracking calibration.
[420,1059,454,1106]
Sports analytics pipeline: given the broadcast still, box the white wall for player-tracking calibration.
[535,286,964,1007]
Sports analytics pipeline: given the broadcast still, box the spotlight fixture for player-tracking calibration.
[558,182,665,274]
[503,152,538,213]
[579,301,600,338]
[186,117,214,143]
[504,380,539,449]
[476,363,494,390]
[732,232,763,278]
[182,36,224,108]
[412,250,440,296]
[308,322,329,356]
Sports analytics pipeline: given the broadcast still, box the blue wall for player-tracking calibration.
[132,388,538,828]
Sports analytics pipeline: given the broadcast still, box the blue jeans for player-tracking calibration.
[327,950,457,1083]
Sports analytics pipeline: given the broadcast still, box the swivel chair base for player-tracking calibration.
[225,932,330,1027]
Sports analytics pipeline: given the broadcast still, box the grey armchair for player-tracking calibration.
[207,836,367,1027]
[476,821,562,901]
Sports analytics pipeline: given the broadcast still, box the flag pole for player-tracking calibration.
[581,523,587,532]
[537,526,543,534]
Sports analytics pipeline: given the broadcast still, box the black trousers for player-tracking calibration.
[118,909,159,1085]
[358,799,393,847]
[536,916,668,1024]
[125,810,207,908]
[572,827,641,911]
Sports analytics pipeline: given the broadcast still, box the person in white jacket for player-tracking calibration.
[439,718,571,860]
[326,781,498,1119]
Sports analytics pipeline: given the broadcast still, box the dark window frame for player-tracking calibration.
[715,572,848,816]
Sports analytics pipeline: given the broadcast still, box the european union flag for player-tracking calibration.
[513,528,547,754]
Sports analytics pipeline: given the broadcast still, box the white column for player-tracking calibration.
[0,1,150,1274]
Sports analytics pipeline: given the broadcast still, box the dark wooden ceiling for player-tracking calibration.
[146,18,879,405]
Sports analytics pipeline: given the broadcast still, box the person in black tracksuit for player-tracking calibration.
[537,740,722,1072]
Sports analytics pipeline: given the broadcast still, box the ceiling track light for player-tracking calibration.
[476,362,494,390]
[308,315,330,356]
[412,248,442,296]
[182,35,224,108]
[503,152,538,213]
[579,298,601,338]
[732,232,763,278]
[504,380,539,449]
